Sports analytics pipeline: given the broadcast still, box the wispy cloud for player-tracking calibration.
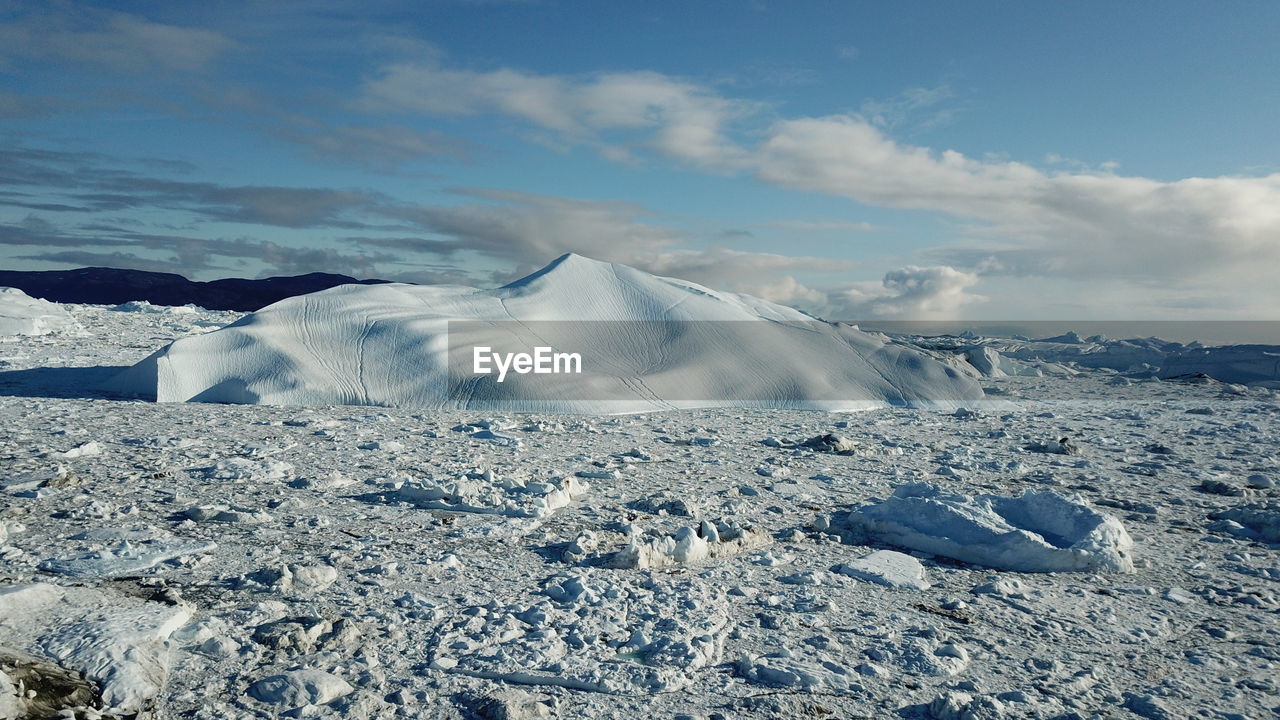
[765,219,879,232]
[0,7,235,73]
[360,65,754,166]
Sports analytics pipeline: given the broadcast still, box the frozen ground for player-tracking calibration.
[1,301,1279,719]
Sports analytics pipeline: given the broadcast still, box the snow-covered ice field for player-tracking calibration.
[2,301,1279,719]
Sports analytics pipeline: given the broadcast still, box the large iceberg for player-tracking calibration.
[111,254,983,412]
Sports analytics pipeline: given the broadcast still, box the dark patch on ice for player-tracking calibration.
[0,650,99,718]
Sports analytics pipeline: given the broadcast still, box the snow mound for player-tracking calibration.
[0,584,189,715]
[838,483,1135,573]
[111,254,983,412]
[0,287,80,338]
[248,669,353,708]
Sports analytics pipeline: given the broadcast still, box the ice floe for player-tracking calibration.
[834,483,1135,572]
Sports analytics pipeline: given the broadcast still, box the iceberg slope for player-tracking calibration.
[112,254,983,411]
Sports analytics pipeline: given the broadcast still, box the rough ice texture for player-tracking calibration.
[963,346,1043,378]
[840,483,1135,573]
[0,584,189,714]
[0,287,80,338]
[1210,502,1280,542]
[428,575,729,694]
[979,335,1280,386]
[111,253,983,412]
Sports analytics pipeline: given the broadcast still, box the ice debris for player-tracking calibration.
[393,475,587,518]
[426,577,728,693]
[609,519,770,569]
[1209,502,1280,542]
[39,537,217,579]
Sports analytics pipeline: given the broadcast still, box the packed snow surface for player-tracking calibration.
[112,254,983,411]
[0,286,80,338]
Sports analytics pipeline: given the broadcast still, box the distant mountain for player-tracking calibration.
[0,267,391,312]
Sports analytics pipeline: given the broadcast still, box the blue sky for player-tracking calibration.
[1,0,1277,319]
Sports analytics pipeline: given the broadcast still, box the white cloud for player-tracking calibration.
[637,246,854,305]
[358,60,1280,311]
[835,265,983,319]
[376,192,855,311]
[383,188,682,271]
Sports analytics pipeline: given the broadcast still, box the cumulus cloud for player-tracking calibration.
[356,60,1280,303]
[754,116,1280,287]
[834,265,983,319]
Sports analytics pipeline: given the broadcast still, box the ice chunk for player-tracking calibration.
[1209,502,1280,542]
[835,550,931,590]
[0,287,81,337]
[248,669,353,707]
[110,254,983,412]
[393,475,587,519]
[839,483,1135,573]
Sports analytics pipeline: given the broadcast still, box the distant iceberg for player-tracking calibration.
[0,287,81,338]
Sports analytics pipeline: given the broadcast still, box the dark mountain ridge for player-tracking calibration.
[0,267,391,312]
